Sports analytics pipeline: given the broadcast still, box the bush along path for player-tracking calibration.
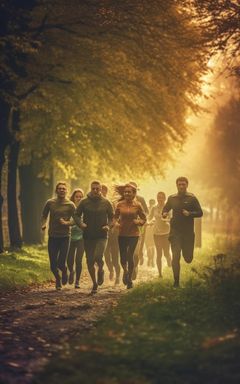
[0,246,157,384]
[33,239,240,384]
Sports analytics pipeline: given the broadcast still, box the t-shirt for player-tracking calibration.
[149,205,170,235]
[42,198,75,237]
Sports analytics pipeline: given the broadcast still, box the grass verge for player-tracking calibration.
[34,236,240,384]
[0,245,52,291]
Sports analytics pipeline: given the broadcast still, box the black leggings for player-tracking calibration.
[118,236,139,281]
[67,239,84,282]
[48,237,70,279]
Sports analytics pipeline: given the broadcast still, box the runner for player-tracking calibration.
[114,183,146,289]
[41,182,75,290]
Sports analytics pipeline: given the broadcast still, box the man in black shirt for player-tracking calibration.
[162,177,203,287]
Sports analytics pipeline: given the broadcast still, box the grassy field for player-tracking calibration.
[0,245,52,291]
[33,235,240,384]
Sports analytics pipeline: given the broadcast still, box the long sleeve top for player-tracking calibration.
[162,192,203,233]
[114,199,147,237]
[41,198,76,237]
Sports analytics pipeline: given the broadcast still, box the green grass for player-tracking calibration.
[0,245,52,291]
[34,235,240,384]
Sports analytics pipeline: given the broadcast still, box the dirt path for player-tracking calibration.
[0,265,157,384]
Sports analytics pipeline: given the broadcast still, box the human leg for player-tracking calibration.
[75,239,84,287]
[67,241,76,284]
[182,232,195,264]
[169,233,182,286]
[48,237,61,288]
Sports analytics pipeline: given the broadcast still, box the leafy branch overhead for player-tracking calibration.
[1,0,211,180]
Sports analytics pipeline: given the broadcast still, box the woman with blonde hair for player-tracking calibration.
[114,183,146,289]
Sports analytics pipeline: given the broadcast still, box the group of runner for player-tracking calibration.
[41,177,203,293]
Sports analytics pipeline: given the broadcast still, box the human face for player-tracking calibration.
[56,184,67,199]
[157,193,165,205]
[101,186,108,197]
[73,191,83,206]
[124,187,135,201]
[176,181,188,194]
[91,183,102,197]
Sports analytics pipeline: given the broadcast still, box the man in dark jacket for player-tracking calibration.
[74,180,114,294]
[162,177,203,287]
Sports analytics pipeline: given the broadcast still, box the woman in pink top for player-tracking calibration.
[114,183,146,289]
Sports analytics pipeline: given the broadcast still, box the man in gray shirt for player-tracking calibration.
[41,182,75,290]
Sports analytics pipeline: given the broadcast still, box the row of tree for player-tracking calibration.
[0,0,239,250]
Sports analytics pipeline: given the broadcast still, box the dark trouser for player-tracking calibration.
[84,238,107,285]
[154,234,171,276]
[169,231,195,284]
[67,239,84,282]
[118,236,139,281]
[104,232,120,278]
[48,237,70,279]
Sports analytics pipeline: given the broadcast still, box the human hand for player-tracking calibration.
[162,212,168,219]
[41,225,46,231]
[182,209,190,217]
[102,225,109,232]
[60,218,69,225]
[80,222,87,229]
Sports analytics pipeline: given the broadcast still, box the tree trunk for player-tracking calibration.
[0,99,12,252]
[19,159,53,244]
[7,109,22,248]
[7,138,22,248]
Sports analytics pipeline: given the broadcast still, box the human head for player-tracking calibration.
[149,199,156,208]
[55,182,67,199]
[101,184,108,197]
[123,183,137,202]
[176,177,188,194]
[90,180,102,197]
[157,191,166,204]
[114,183,137,201]
[70,188,84,206]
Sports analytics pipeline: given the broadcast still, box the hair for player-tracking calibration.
[176,176,188,185]
[55,181,67,192]
[70,188,84,202]
[91,180,101,187]
[114,183,137,201]
[157,191,166,199]
[101,184,108,191]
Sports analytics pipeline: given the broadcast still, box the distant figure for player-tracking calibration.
[60,188,85,289]
[129,181,148,272]
[162,177,203,287]
[74,181,114,294]
[149,192,171,277]
[114,183,146,289]
[102,184,121,284]
[41,182,75,290]
[145,199,156,268]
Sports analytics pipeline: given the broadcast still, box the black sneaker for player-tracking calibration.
[75,281,80,289]
[97,269,104,286]
[62,268,68,285]
[127,280,133,289]
[55,277,62,290]
[69,271,74,285]
[122,270,129,285]
[91,283,98,294]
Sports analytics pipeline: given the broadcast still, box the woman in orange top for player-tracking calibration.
[114,183,146,289]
